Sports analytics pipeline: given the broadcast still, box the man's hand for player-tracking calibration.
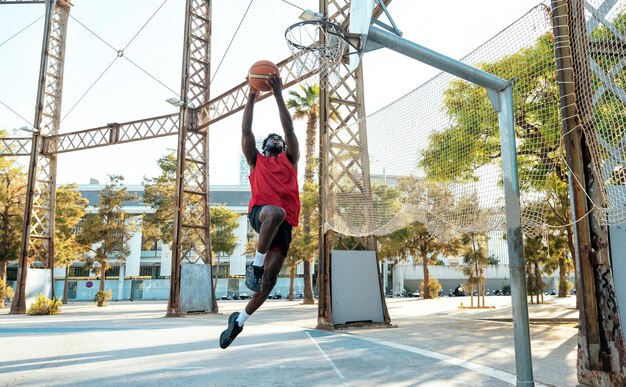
[267,74,283,95]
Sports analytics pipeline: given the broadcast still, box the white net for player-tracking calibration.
[323,1,626,239]
[285,20,348,89]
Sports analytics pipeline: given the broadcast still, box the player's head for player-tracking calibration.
[262,133,286,154]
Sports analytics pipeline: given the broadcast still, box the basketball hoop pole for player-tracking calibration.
[366,25,535,387]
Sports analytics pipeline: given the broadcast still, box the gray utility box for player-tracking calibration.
[26,268,51,308]
[331,250,385,325]
[180,263,214,313]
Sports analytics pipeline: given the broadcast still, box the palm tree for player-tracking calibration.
[460,232,488,307]
[285,84,322,305]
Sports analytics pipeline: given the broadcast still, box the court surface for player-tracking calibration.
[0,296,578,386]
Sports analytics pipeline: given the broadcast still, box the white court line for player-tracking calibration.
[305,331,345,380]
[345,334,550,387]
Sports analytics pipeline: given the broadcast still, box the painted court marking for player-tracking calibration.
[343,334,550,387]
[305,331,345,380]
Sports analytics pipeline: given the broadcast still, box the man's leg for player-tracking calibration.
[244,247,285,315]
[246,205,285,292]
[219,247,285,349]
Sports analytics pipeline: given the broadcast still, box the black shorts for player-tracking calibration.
[248,205,293,256]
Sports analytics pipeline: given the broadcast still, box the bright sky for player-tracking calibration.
[0,0,543,186]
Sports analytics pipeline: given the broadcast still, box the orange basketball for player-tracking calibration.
[248,60,279,91]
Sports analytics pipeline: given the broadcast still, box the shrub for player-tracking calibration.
[27,294,62,315]
[558,279,574,297]
[94,290,113,307]
[420,278,442,298]
[5,285,13,300]
[0,279,8,299]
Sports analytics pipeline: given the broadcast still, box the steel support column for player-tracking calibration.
[10,0,70,314]
[167,0,214,317]
[317,0,391,329]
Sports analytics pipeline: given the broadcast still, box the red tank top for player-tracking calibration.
[248,152,300,226]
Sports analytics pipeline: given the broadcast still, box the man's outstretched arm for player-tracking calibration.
[242,88,259,167]
[268,75,299,168]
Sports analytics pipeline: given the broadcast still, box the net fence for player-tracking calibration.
[323,0,626,238]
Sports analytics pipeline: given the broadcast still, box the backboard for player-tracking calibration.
[348,0,375,72]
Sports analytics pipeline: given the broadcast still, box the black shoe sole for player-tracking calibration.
[219,312,241,349]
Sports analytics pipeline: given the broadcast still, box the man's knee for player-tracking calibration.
[262,206,286,224]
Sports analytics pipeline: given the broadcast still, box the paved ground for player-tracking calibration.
[0,295,578,386]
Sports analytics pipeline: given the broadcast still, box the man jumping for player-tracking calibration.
[220,73,300,349]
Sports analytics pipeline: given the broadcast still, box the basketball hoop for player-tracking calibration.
[285,20,349,89]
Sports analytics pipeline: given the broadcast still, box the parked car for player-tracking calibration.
[409,290,420,297]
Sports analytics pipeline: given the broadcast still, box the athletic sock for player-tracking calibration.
[236,310,250,327]
[253,251,266,267]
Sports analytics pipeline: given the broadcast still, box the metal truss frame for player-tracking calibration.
[316,0,391,329]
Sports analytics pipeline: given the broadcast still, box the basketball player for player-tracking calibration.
[220,73,300,349]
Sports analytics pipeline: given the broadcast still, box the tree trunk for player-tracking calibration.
[289,266,295,301]
[481,277,486,308]
[62,265,69,304]
[535,262,542,304]
[558,256,568,298]
[422,255,430,299]
[302,259,314,304]
[469,284,474,307]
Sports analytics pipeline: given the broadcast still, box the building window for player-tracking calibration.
[69,267,90,277]
[140,266,157,278]
[105,267,120,277]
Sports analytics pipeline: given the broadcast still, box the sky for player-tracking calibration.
[0,0,544,186]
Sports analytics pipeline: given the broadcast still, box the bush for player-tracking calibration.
[94,290,113,307]
[420,278,442,298]
[27,294,62,315]
[558,279,574,297]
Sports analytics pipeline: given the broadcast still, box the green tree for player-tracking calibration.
[286,83,324,305]
[398,178,461,299]
[54,183,89,304]
[142,151,176,249]
[420,32,582,300]
[77,175,136,303]
[0,151,26,308]
[211,205,239,287]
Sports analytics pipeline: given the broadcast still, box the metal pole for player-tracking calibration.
[9,0,55,314]
[367,25,509,91]
[498,86,534,387]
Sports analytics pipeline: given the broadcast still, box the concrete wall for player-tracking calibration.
[46,277,305,301]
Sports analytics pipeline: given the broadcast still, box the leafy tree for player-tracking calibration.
[142,151,176,248]
[420,32,582,300]
[0,150,26,308]
[211,205,239,286]
[54,183,89,304]
[397,178,462,299]
[77,175,136,302]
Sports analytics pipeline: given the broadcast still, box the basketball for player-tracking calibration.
[248,60,279,91]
